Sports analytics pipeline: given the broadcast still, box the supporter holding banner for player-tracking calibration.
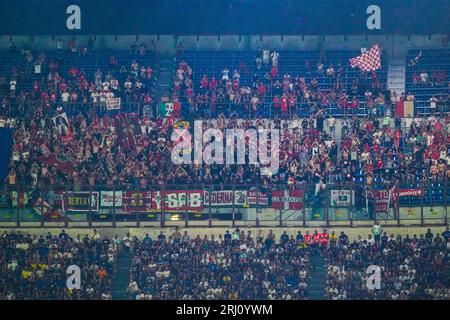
[106,97,121,110]
[366,188,397,213]
[62,192,99,212]
[52,111,74,143]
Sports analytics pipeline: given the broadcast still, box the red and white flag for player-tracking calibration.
[349,44,381,72]
[272,189,302,210]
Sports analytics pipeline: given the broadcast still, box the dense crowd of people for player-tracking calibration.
[0,39,156,119]
[0,229,116,299]
[325,227,450,300]
[128,228,312,300]
[173,49,387,118]
[126,227,449,300]
[0,227,448,300]
[4,108,450,196]
[0,45,448,224]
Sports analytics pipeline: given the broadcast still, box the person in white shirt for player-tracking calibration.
[271,51,279,67]
[262,49,270,65]
[221,68,230,81]
[326,115,336,136]
[9,79,17,91]
[91,229,101,241]
[430,95,437,111]
[420,70,428,84]
[61,91,70,104]
[110,78,119,91]
[122,232,132,252]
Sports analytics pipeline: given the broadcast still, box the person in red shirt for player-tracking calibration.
[173,99,181,117]
[257,83,266,97]
[200,75,209,91]
[320,229,329,248]
[312,230,321,244]
[303,231,312,245]
[281,95,288,115]
[209,77,218,91]
[271,65,278,79]
[32,81,39,95]
[69,66,78,78]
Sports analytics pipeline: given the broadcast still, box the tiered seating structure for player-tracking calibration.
[176,50,387,117]
[0,49,157,115]
[405,48,449,115]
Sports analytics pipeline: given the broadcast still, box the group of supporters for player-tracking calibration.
[4,108,450,198]
[126,227,450,300]
[127,228,317,300]
[326,226,450,300]
[0,229,116,300]
[0,39,156,119]
[0,227,448,300]
[172,50,387,119]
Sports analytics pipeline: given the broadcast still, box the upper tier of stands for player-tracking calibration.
[175,50,388,117]
[406,49,449,116]
[0,48,157,116]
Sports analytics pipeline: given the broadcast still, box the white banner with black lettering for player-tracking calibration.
[330,190,355,207]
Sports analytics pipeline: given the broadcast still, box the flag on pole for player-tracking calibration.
[349,44,381,71]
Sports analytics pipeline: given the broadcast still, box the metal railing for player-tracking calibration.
[0,181,447,228]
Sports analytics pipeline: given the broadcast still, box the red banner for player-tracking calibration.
[367,189,394,213]
[398,189,424,197]
[122,191,152,212]
[272,189,302,210]
[151,190,204,212]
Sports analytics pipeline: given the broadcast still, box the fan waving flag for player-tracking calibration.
[349,44,381,72]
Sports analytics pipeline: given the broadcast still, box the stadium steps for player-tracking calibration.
[387,59,406,95]
[111,249,132,300]
[155,56,175,100]
[0,128,14,181]
[308,253,327,300]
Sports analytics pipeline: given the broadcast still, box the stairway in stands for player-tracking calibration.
[387,58,406,95]
[308,253,327,300]
[154,55,175,101]
[0,128,14,181]
[111,249,132,300]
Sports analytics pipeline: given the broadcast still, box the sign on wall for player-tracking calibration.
[62,192,99,212]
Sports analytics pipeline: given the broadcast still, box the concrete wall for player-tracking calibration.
[0,34,447,57]
[2,226,446,242]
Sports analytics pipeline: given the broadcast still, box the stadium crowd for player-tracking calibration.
[1,46,448,195]
[0,227,448,300]
[127,228,312,300]
[126,227,449,300]
[0,229,116,300]
[0,38,156,119]
[3,108,450,192]
[325,227,450,300]
[172,51,388,118]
